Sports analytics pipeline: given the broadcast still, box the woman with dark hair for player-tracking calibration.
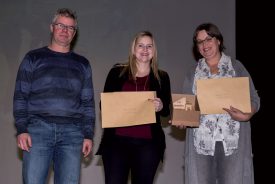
[181,23,260,184]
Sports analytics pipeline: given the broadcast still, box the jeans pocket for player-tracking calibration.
[27,119,42,132]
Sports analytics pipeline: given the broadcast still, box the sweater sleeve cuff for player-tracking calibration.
[16,125,28,136]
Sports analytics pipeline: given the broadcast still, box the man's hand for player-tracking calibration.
[82,139,93,157]
[17,133,32,152]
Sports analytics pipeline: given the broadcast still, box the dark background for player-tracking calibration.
[236,2,272,183]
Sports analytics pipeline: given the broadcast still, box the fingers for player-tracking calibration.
[148,98,163,112]
[173,123,186,129]
[223,106,251,121]
[168,120,186,129]
[82,147,89,157]
[18,139,28,151]
[178,125,186,129]
[27,136,32,148]
[230,106,243,113]
[223,106,242,114]
[222,108,230,113]
[82,139,93,158]
[17,133,32,152]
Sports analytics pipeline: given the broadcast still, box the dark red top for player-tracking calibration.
[115,75,152,139]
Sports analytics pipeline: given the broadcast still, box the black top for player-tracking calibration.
[96,64,171,159]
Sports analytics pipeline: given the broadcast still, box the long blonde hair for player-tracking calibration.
[120,31,160,82]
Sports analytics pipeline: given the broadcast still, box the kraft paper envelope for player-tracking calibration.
[101,91,156,128]
[196,77,251,114]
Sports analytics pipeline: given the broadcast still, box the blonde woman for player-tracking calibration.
[97,31,171,184]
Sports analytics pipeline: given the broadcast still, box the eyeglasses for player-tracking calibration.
[196,36,214,46]
[136,43,153,50]
[53,23,77,32]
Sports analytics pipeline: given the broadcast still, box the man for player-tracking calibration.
[13,8,95,184]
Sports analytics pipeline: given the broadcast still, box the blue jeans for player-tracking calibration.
[23,118,84,184]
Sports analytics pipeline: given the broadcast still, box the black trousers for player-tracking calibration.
[102,136,161,184]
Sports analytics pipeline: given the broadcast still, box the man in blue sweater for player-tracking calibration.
[13,8,95,184]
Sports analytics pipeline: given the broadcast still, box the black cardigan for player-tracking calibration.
[96,65,171,159]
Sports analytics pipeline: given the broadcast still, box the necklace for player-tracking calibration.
[135,75,149,91]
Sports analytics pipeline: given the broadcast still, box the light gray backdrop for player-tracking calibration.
[0,0,235,183]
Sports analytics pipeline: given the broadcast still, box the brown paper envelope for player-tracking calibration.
[101,91,156,128]
[197,77,251,114]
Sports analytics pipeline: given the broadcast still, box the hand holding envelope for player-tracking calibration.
[101,91,157,128]
[148,98,163,112]
[170,77,252,126]
[223,105,255,122]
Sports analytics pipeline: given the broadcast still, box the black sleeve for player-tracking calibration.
[103,66,123,92]
[159,71,172,117]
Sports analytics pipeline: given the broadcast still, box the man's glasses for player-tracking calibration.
[196,36,214,46]
[53,23,77,32]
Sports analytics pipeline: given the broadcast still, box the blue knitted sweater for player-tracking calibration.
[13,47,95,139]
